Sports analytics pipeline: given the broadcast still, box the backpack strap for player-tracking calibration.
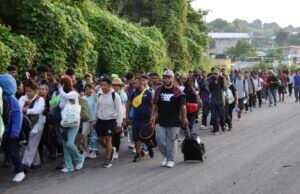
[29,96,40,109]
[98,92,116,103]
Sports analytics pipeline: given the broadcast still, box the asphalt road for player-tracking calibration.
[1,96,300,194]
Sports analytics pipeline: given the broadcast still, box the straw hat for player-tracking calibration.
[112,78,124,86]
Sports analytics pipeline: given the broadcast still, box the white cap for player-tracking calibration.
[163,69,175,77]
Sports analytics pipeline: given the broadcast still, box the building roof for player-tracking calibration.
[209,33,253,39]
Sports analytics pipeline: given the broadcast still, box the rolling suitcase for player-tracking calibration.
[181,127,206,162]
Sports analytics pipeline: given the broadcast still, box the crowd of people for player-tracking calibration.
[0,64,298,183]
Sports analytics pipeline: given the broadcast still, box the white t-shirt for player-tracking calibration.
[253,78,264,91]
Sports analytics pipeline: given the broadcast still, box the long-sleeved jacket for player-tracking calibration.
[97,90,123,127]
[19,95,46,133]
[3,95,23,138]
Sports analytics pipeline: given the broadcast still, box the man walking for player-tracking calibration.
[150,70,188,168]
[234,71,248,121]
[293,70,300,102]
[127,77,153,162]
[209,68,226,135]
[96,77,123,168]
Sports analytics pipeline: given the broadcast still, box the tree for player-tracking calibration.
[208,18,234,32]
[274,29,290,46]
[249,19,263,29]
[288,33,300,45]
[225,40,255,57]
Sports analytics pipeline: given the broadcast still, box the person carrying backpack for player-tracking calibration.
[0,74,25,182]
[183,77,200,133]
[126,77,153,162]
[267,70,280,107]
[244,71,256,112]
[19,80,46,172]
[96,77,123,168]
[234,71,248,121]
[81,84,97,159]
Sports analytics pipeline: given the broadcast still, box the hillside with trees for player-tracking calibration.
[0,0,209,78]
[208,18,300,48]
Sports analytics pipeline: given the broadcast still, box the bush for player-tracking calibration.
[0,24,36,76]
[16,0,97,75]
[79,1,169,75]
[0,40,12,72]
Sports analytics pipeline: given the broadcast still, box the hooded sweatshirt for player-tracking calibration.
[0,74,22,138]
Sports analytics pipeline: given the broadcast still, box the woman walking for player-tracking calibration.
[58,76,85,173]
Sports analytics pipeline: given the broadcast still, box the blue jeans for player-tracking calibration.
[61,127,83,170]
[187,113,196,133]
[210,103,225,132]
[294,86,300,101]
[2,137,23,173]
[268,88,277,105]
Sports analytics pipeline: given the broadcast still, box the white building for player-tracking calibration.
[209,32,253,55]
[283,45,300,64]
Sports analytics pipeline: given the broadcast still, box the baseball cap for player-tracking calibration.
[163,69,174,77]
[212,68,220,74]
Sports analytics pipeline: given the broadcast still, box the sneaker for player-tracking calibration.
[212,132,219,135]
[88,152,97,159]
[166,161,175,168]
[112,147,118,159]
[148,147,154,158]
[75,157,85,170]
[12,172,25,183]
[82,151,89,159]
[132,148,136,153]
[128,144,134,149]
[103,160,112,168]
[200,125,207,130]
[61,168,74,173]
[140,148,148,157]
[161,157,167,167]
[133,153,141,162]
[250,108,253,112]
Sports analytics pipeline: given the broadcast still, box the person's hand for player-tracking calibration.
[23,107,28,113]
[115,126,122,133]
[24,100,31,107]
[181,117,189,126]
[125,117,130,125]
[150,117,156,129]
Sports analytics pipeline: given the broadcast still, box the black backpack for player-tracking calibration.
[2,98,11,126]
[181,127,206,162]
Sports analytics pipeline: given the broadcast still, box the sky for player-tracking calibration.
[192,0,300,27]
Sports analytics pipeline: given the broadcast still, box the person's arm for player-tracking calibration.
[59,87,77,100]
[150,103,158,128]
[115,94,123,128]
[180,96,189,126]
[125,97,132,123]
[27,97,45,115]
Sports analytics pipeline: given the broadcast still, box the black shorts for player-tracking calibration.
[278,86,285,94]
[132,120,149,141]
[95,119,116,137]
[238,98,245,110]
